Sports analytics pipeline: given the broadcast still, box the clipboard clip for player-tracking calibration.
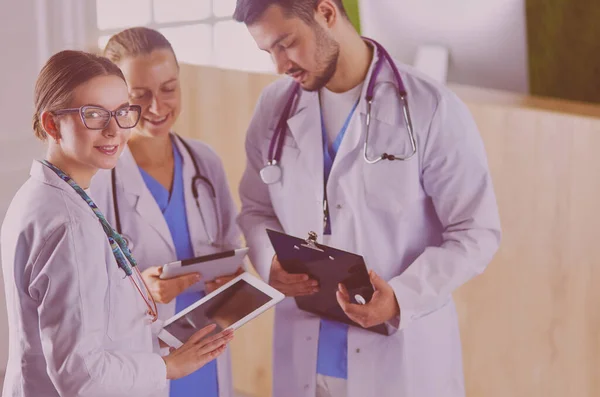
[300,231,324,252]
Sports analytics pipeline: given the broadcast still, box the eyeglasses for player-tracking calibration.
[53,105,142,130]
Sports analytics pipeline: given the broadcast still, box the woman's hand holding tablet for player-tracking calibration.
[158,273,284,348]
[162,324,234,380]
[142,266,202,304]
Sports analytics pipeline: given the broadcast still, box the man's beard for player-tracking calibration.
[303,26,340,92]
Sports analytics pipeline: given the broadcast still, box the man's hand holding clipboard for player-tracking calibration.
[268,255,320,297]
[335,270,400,330]
[266,229,396,335]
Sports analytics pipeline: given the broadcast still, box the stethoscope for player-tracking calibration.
[111,134,220,250]
[260,38,417,185]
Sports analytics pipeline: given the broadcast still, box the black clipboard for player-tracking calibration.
[266,229,389,336]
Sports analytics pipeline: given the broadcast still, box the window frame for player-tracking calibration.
[89,0,272,72]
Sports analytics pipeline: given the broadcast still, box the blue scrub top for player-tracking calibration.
[316,101,359,379]
[139,138,219,397]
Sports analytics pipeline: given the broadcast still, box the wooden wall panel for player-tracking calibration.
[174,65,279,397]
[455,104,600,397]
[174,64,600,397]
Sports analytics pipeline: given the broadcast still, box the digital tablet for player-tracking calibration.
[160,247,249,289]
[158,272,284,348]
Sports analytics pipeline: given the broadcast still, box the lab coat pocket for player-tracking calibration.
[361,118,423,215]
[106,265,138,341]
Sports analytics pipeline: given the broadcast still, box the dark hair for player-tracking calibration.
[233,0,347,25]
[33,50,126,140]
[103,27,178,67]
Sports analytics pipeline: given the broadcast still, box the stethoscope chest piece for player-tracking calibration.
[260,161,282,185]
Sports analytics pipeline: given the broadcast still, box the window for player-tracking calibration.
[94,0,274,73]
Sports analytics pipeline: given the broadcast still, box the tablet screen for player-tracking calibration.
[163,279,272,342]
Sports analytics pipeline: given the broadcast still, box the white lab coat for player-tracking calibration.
[0,161,167,397]
[237,46,502,397]
[90,135,241,397]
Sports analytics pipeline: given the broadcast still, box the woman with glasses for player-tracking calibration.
[0,50,234,397]
[90,28,243,397]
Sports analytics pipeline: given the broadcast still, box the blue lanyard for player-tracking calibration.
[40,160,136,276]
[321,99,360,235]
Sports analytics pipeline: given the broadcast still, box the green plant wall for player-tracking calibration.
[526,0,600,103]
[342,0,361,32]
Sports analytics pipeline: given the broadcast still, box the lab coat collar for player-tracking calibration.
[171,134,216,253]
[286,87,318,145]
[286,89,324,184]
[114,145,146,197]
[29,160,98,214]
[113,143,175,254]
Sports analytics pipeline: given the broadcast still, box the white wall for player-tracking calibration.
[0,0,46,372]
[359,0,529,93]
[0,0,91,373]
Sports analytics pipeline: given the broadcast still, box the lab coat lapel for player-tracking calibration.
[286,90,324,190]
[30,161,94,215]
[116,146,175,255]
[173,135,217,257]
